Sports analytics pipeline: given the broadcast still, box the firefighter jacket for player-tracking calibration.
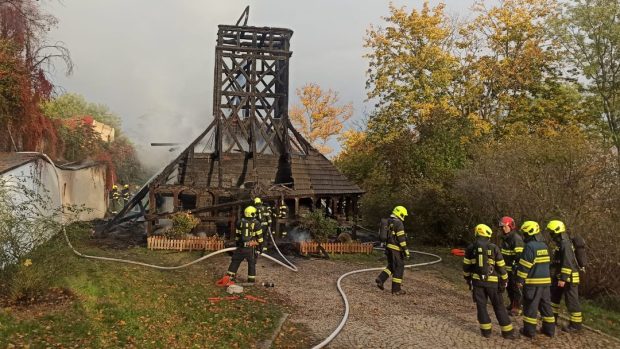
[121,188,130,200]
[111,188,120,200]
[463,237,508,287]
[235,218,263,249]
[386,215,408,252]
[256,204,273,226]
[500,230,524,272]
[515,235,551,286]
[277,204,288,219]
[551,235,580,284]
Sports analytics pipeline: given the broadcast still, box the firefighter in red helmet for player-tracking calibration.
[499,216,524,316]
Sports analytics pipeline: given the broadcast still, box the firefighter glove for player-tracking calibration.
[404,249,411,260]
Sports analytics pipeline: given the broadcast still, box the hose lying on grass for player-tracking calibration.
[62,225,298,272]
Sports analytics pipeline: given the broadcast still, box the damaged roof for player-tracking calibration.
[0,152,41,174]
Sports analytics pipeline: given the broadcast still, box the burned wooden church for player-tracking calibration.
[106,8,363,236]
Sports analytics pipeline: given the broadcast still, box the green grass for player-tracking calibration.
[418,245,620,339]
[0,224,283,348]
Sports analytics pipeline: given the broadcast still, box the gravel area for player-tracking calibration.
[205,253,620,349]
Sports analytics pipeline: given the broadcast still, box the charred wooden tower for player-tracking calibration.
[106,8,363,235]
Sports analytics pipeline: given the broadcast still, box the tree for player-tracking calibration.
[555,0,620,163]
[41,93,122,130]
[0,0,72,154]
[364,2,459,140]
[289,83,353,155]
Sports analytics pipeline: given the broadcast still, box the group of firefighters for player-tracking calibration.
[108,184,132,214]
[463,218,583,339]
[375,206,584,340]
[218,201,585,340]
[217,197,288,286]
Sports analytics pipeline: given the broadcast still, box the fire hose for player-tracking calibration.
[62,225,297,272]
[310,248,442,349]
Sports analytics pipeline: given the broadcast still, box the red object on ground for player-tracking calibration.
[215,275,235,287]
[451,248,465,257]
[244,295,267,303]
[208,296,240,304]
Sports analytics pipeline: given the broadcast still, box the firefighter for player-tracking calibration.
[276,200,289,237]
[109,184,120,214]
[222,206,264,284]
[375,206,410,295]
[499,216,524,316]
[254,197,272,253]
[121,184,130,205]
[463,224,516,339]
[547,220,583,332]
[515,221,555,338]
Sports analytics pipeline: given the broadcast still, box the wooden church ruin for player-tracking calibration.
[104,8,363,236]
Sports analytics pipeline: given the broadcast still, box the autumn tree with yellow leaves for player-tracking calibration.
[289,83,353,155]
[336,0,619,298]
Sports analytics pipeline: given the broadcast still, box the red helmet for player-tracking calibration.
[499,216,516,230]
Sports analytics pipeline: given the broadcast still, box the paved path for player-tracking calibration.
[207,254,619,349]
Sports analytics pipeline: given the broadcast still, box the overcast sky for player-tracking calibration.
[45,0,484,169]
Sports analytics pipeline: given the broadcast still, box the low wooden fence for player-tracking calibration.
[298,241,373,255]
[147,236,225,251]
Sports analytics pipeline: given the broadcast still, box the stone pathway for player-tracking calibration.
[206,254,620,349]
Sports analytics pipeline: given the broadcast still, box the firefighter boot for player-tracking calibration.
[375,278,384,290]
[480,329,492,338]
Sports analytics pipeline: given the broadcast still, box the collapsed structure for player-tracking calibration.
[106,8,363,236]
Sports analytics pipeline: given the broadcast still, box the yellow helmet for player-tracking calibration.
[520,221,540,236]
[123,184,129,189]
[254,197,262,205]
[112,184,118,190]
[392,206,408,221]
[546,220,566,234]
[244,206,257,218]
[474,224,493,238]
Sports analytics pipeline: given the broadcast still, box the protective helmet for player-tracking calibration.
[244,206,257,218]
[499,216,516,231]
[474,224,493,238]
[112,184,118,190]
[520,221,540,236]
[392,206,408,221]
[546,220,566,234]
[123,184,129,189]
[254,197,262,205]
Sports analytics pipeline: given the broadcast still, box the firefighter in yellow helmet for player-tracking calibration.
[547,220,582,332]
[222,206,264,284]
[109,184,121,214]
[254,197,272,253]
[515,221,555,338]
[375,206,409,295]
[463,224,516,339]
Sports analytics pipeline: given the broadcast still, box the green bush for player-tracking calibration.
[164,211,200,239]
[298,211,339,243]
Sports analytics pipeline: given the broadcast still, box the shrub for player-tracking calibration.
[164,211,200,239]
[298,211,339,243]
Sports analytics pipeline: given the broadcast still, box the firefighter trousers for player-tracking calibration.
[551,280,582,329]
[227,247,257,282]
[506,272,522,310]
[376,248,404,292]
[473,286,514,335]
[522,285,555,337]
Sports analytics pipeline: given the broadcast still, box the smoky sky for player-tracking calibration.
[44,0,485,170]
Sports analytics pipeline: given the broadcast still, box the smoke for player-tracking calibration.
[287,227,311,243]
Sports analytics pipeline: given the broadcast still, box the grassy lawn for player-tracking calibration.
[421,246,620,339]
[0,224,285,348]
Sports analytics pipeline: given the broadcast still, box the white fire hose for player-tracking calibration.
[310,249,442,349]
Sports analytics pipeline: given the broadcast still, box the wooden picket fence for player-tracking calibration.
[298,241,373,255]
[147,236,225,252]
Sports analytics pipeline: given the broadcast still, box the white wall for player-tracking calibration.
[58,165,107,220]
